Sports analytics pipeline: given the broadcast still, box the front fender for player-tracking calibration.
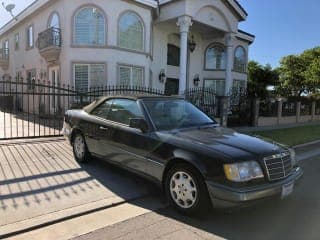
[167,148,208,177]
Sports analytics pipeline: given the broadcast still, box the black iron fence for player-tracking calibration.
[0,79,166,140]
[316,100,320,115]
[0,78,218,140]
[282,101,297,117]
[259,100,278,117]
[184,87,217,118]
[227,88,254,127]
[300,99,313,116]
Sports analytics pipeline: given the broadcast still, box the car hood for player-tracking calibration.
[167,126,283,160]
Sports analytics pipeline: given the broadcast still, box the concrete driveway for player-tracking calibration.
[0,138,157,238]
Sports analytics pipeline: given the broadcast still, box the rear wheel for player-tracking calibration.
[165,163,211,214]
[72,132,90,163]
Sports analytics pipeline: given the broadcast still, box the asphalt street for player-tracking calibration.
[72,155,320,240]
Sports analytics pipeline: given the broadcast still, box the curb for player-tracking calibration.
[0,136,65,146]
[0,194,150,239]
[293,139,320,150]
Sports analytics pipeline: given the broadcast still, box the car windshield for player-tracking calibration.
[143,99,216,131]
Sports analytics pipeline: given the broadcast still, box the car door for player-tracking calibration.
[102,98,161,175]
[84,99,116,157]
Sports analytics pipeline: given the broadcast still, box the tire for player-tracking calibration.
[72,132,90,163]
[165,163,211,215]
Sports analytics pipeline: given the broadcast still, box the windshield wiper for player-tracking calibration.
[197,122,217,129]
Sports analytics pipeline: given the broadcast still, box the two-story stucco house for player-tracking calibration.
[0,0,254,98]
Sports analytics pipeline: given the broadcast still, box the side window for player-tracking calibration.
[91,100,113,119]
[108,99,143,125]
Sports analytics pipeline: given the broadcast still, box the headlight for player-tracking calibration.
[224,161,264,182]
[289,148,296,166]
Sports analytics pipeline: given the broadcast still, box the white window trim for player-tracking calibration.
[73,63,107,90]
[73,6,106,46]
[203,79,226,96]
[204,44,226,71]
[233,46,247,73]
[14,33,19,50]
[117,11,145,52]
[26,25,34,50]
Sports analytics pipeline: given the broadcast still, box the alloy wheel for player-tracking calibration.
[169,171,198,209]
[74,135,85,160]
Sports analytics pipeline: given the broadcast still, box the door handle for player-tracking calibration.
[99,126,108,131]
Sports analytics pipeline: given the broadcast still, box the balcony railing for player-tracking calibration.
[37,27,61,50]
[37,27,61,63]
[0,48,9,69]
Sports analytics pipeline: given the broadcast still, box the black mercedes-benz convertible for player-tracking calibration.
[62,96,303,214]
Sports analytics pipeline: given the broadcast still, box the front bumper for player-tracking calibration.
[206,166,303,208]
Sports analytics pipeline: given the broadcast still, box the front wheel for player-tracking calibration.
[165,163,211,214]
[72,132,90,163]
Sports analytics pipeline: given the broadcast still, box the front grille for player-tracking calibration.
[264,152,292,181]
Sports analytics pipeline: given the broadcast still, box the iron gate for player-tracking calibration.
[0,79,164,140]
[184,87,217,119]
[227,88,254,127]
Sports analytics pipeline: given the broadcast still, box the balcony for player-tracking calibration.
[37,27,61,63]
[0,48,9,70]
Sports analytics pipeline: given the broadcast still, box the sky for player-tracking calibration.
[1,0,319,68]
[238,0,320,67]
[0,0,34,27]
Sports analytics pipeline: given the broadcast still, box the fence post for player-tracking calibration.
[219,96,229,127]
[252,98,260,127]
[80,94,83,107]
[277,99,283,125]
[296,101,301,123]
[311,101,316,121]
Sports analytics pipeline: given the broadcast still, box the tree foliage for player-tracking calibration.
[247,61,279,98]
[277,47,320,96]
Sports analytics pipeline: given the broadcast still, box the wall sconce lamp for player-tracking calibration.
[193,74,200,86]
[159,69,166,83]
[189,35,196,53]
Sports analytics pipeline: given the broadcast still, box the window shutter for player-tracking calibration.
[75,65,89,92]
[119,12,143,51]
[206,46,226,70]
[90,64,105,87]
[119,66,131,86]
[132,67,143,86]
[74,7,105,45]
[216,80,225,96]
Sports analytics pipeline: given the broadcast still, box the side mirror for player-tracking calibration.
[129,118,149,133]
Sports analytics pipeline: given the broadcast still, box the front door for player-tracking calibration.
[165,78,179,95]
[48,66,60,113]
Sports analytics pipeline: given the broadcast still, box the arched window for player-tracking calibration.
[118,12,144,51]
[205,44,226,70]
[47,13,61,47]
[48,12,60,28]
[234,46,246,72]
[74,7,105,46]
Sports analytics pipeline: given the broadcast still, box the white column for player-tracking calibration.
[225,33,234,96]
[177,16,192,94]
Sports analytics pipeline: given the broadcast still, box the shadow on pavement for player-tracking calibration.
[0,139,157,230]
[1,138,319,240]
[152,158,319,240]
